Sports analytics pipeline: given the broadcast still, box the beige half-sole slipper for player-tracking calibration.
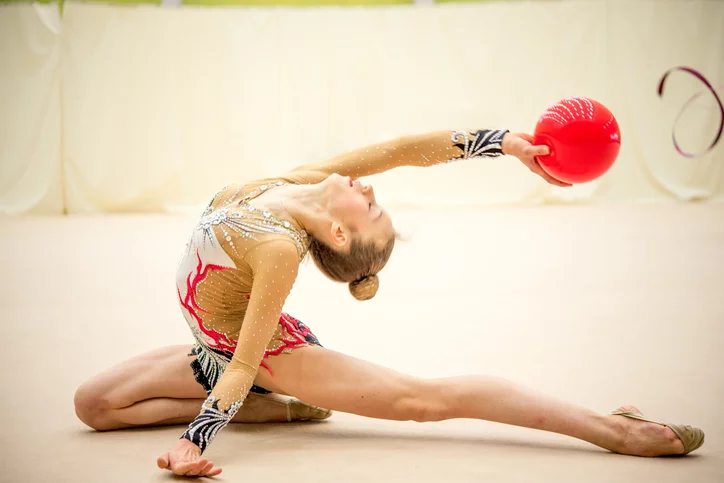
[610,410,705,455]
[256,393,333,422]
[286,398,333,422]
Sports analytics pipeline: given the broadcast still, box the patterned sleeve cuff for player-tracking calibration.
[180,395,243,454]
[449,129,508,160]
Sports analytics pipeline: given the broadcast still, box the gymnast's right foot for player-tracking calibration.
[609,405,687,456]
[232,393,332,423]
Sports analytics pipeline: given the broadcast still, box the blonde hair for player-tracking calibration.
[308,233,397,301]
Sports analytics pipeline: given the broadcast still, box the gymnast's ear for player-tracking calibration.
[329,221,351,249]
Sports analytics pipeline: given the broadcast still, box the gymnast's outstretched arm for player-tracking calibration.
[285,129,507,182]
[284,129,570,187]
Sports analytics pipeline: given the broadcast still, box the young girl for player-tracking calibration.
[74,129,703,478]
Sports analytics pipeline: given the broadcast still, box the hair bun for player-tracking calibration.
[348,274,379,301]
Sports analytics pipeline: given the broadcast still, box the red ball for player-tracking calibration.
[533,97,621,184]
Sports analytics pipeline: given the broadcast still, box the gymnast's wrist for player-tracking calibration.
[177,435,203,454]
[501,131,513,156]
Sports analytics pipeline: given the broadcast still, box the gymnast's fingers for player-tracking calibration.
[187,458,209,476]
[205,466,223,477]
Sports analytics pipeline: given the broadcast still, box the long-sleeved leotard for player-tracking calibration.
[177,128,507,452]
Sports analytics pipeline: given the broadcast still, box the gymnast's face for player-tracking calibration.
[325,173,394,250]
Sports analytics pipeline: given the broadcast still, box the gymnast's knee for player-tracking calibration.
[393,380,451,423]
[74,383,113,431]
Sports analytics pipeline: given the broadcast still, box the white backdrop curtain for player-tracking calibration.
[0,3,63,214]
[1,0,722,214]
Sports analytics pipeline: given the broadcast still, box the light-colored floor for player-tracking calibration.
[1,203,723,483]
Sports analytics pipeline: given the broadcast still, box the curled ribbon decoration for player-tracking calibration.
[657,66,723,158]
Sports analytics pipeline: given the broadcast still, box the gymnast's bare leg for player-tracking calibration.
[251,345,685,457]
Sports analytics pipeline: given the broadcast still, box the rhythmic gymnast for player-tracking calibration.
[73,129,704,477]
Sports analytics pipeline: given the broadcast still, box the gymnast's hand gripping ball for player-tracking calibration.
[533,97,621,184]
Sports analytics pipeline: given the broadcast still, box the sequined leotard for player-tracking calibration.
[177,129,508,452]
